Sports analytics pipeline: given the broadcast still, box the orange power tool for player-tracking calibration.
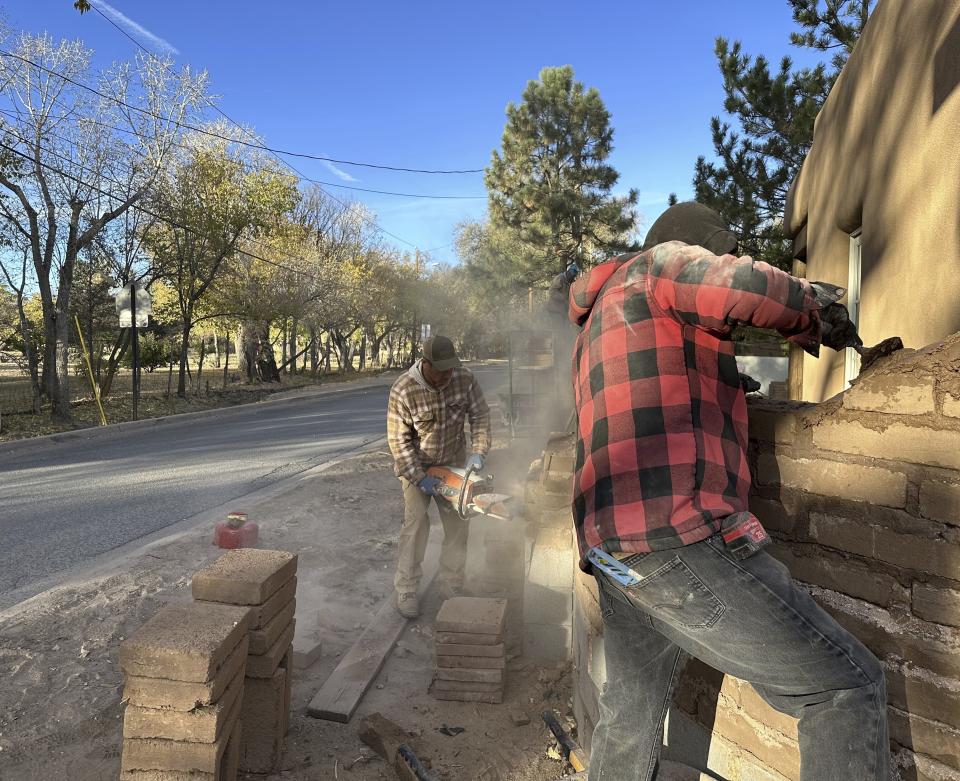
[425,464,515,521]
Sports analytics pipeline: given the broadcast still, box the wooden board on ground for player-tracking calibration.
[306,558,438,723]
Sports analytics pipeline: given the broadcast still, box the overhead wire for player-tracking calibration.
[0,107,484,200]
[0,45,484,175]
[79,15,483,252]
[0,135,376,296]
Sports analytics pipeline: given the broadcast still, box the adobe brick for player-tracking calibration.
[120,602,251,683]
[435,667,503,684]
[123,637,248,712]
[772,544,908,607]
[884,662,960,730]
[250,576,297,629]
[119,719,240,781]
[756,454,906,508]
[123,669,242,743]
[808,514,876,559]
[248,599,296,655]
[943,394,960,419]
[281,649,292,737]
[815,595,960,679]
[913,582,960,628]
[192,549,297,606]
[843,376,935,416]
[749,496,797,535]
[573,569,602,636]
[874,528,960,581]
[246,620,294,678]
[435,642,504,657]
[240,664,285,773]
[435,597,507,635]
[435,631,501,646]
[431,678,503,694]
[919,481,960,527]
[889,706,960,771]
[121,694,240,773]
[435,654,505,669]
[738,683,799,741]
[429,685,503,704]
[813,419,960,471]
[747,406,797,445]
[709,693,800,781]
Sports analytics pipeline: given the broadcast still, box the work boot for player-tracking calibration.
[437,581,463,600]
[396,591,419,618]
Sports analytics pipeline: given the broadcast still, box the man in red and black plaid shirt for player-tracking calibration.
[564,203,889,781]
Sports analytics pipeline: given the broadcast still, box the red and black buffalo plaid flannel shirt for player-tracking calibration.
[569,240,824,567]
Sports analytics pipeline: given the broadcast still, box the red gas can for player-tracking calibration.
[214,511,259,549]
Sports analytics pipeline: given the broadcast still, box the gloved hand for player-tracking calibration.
[820,302,864,352]
[417,475,442,496]
[465,453,485,472]
[563,262,580,283]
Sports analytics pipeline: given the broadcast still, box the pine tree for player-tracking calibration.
[694,1,874,269]
[485,65,638,288]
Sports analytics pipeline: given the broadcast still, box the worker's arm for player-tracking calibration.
[466,374,491,456]
[647,241,823,355]
[386,390,427,484]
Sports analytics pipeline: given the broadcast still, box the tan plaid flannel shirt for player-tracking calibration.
[387,364,491,484]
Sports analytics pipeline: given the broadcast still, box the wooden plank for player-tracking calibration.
[306,558,437,723]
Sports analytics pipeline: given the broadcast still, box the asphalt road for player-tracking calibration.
[0,364,508,610]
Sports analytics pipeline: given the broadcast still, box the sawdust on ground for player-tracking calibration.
[0,439,576,781]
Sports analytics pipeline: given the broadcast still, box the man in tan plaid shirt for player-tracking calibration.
[387,335,491,618]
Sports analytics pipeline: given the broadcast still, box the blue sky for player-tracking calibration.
[6,1,827,266]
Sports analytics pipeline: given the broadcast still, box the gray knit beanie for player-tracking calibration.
[641,202,738,256]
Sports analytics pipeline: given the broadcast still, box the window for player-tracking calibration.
[844,231,862,387]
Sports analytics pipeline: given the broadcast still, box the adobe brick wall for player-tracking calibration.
[571,333,960,780]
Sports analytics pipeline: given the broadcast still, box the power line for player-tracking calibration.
[71,19,481,254]
[0,137,377,294]
[0,46,483,175]
[1,36,459,252]
[7,38,428,249]
[0,107,484,200]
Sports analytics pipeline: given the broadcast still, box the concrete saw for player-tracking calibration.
[425,464,515,521]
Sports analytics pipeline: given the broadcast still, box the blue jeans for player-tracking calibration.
[590,535,890,781]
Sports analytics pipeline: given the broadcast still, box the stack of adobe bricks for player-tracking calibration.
[192,549,298,774]
[118,601,250,780]
[430,597,507,704]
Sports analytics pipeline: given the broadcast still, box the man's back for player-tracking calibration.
[570,240,820,564]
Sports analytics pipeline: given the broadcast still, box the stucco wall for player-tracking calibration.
[572,332,960,780]
[785,0,960,402]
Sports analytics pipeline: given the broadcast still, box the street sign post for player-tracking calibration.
[114,283,152,421]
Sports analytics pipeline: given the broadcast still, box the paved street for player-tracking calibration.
[0,364,507,610]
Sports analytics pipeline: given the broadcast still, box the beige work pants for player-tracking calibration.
[395,477,469,594]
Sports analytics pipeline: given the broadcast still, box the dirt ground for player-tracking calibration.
[0,428,576,780]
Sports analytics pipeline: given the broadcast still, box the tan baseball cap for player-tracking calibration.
[422,335,461,370]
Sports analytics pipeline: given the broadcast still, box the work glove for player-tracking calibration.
[820,302,864,352]
[562,263,580,283]
[417,475,442,496]
[465,453,485,472]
